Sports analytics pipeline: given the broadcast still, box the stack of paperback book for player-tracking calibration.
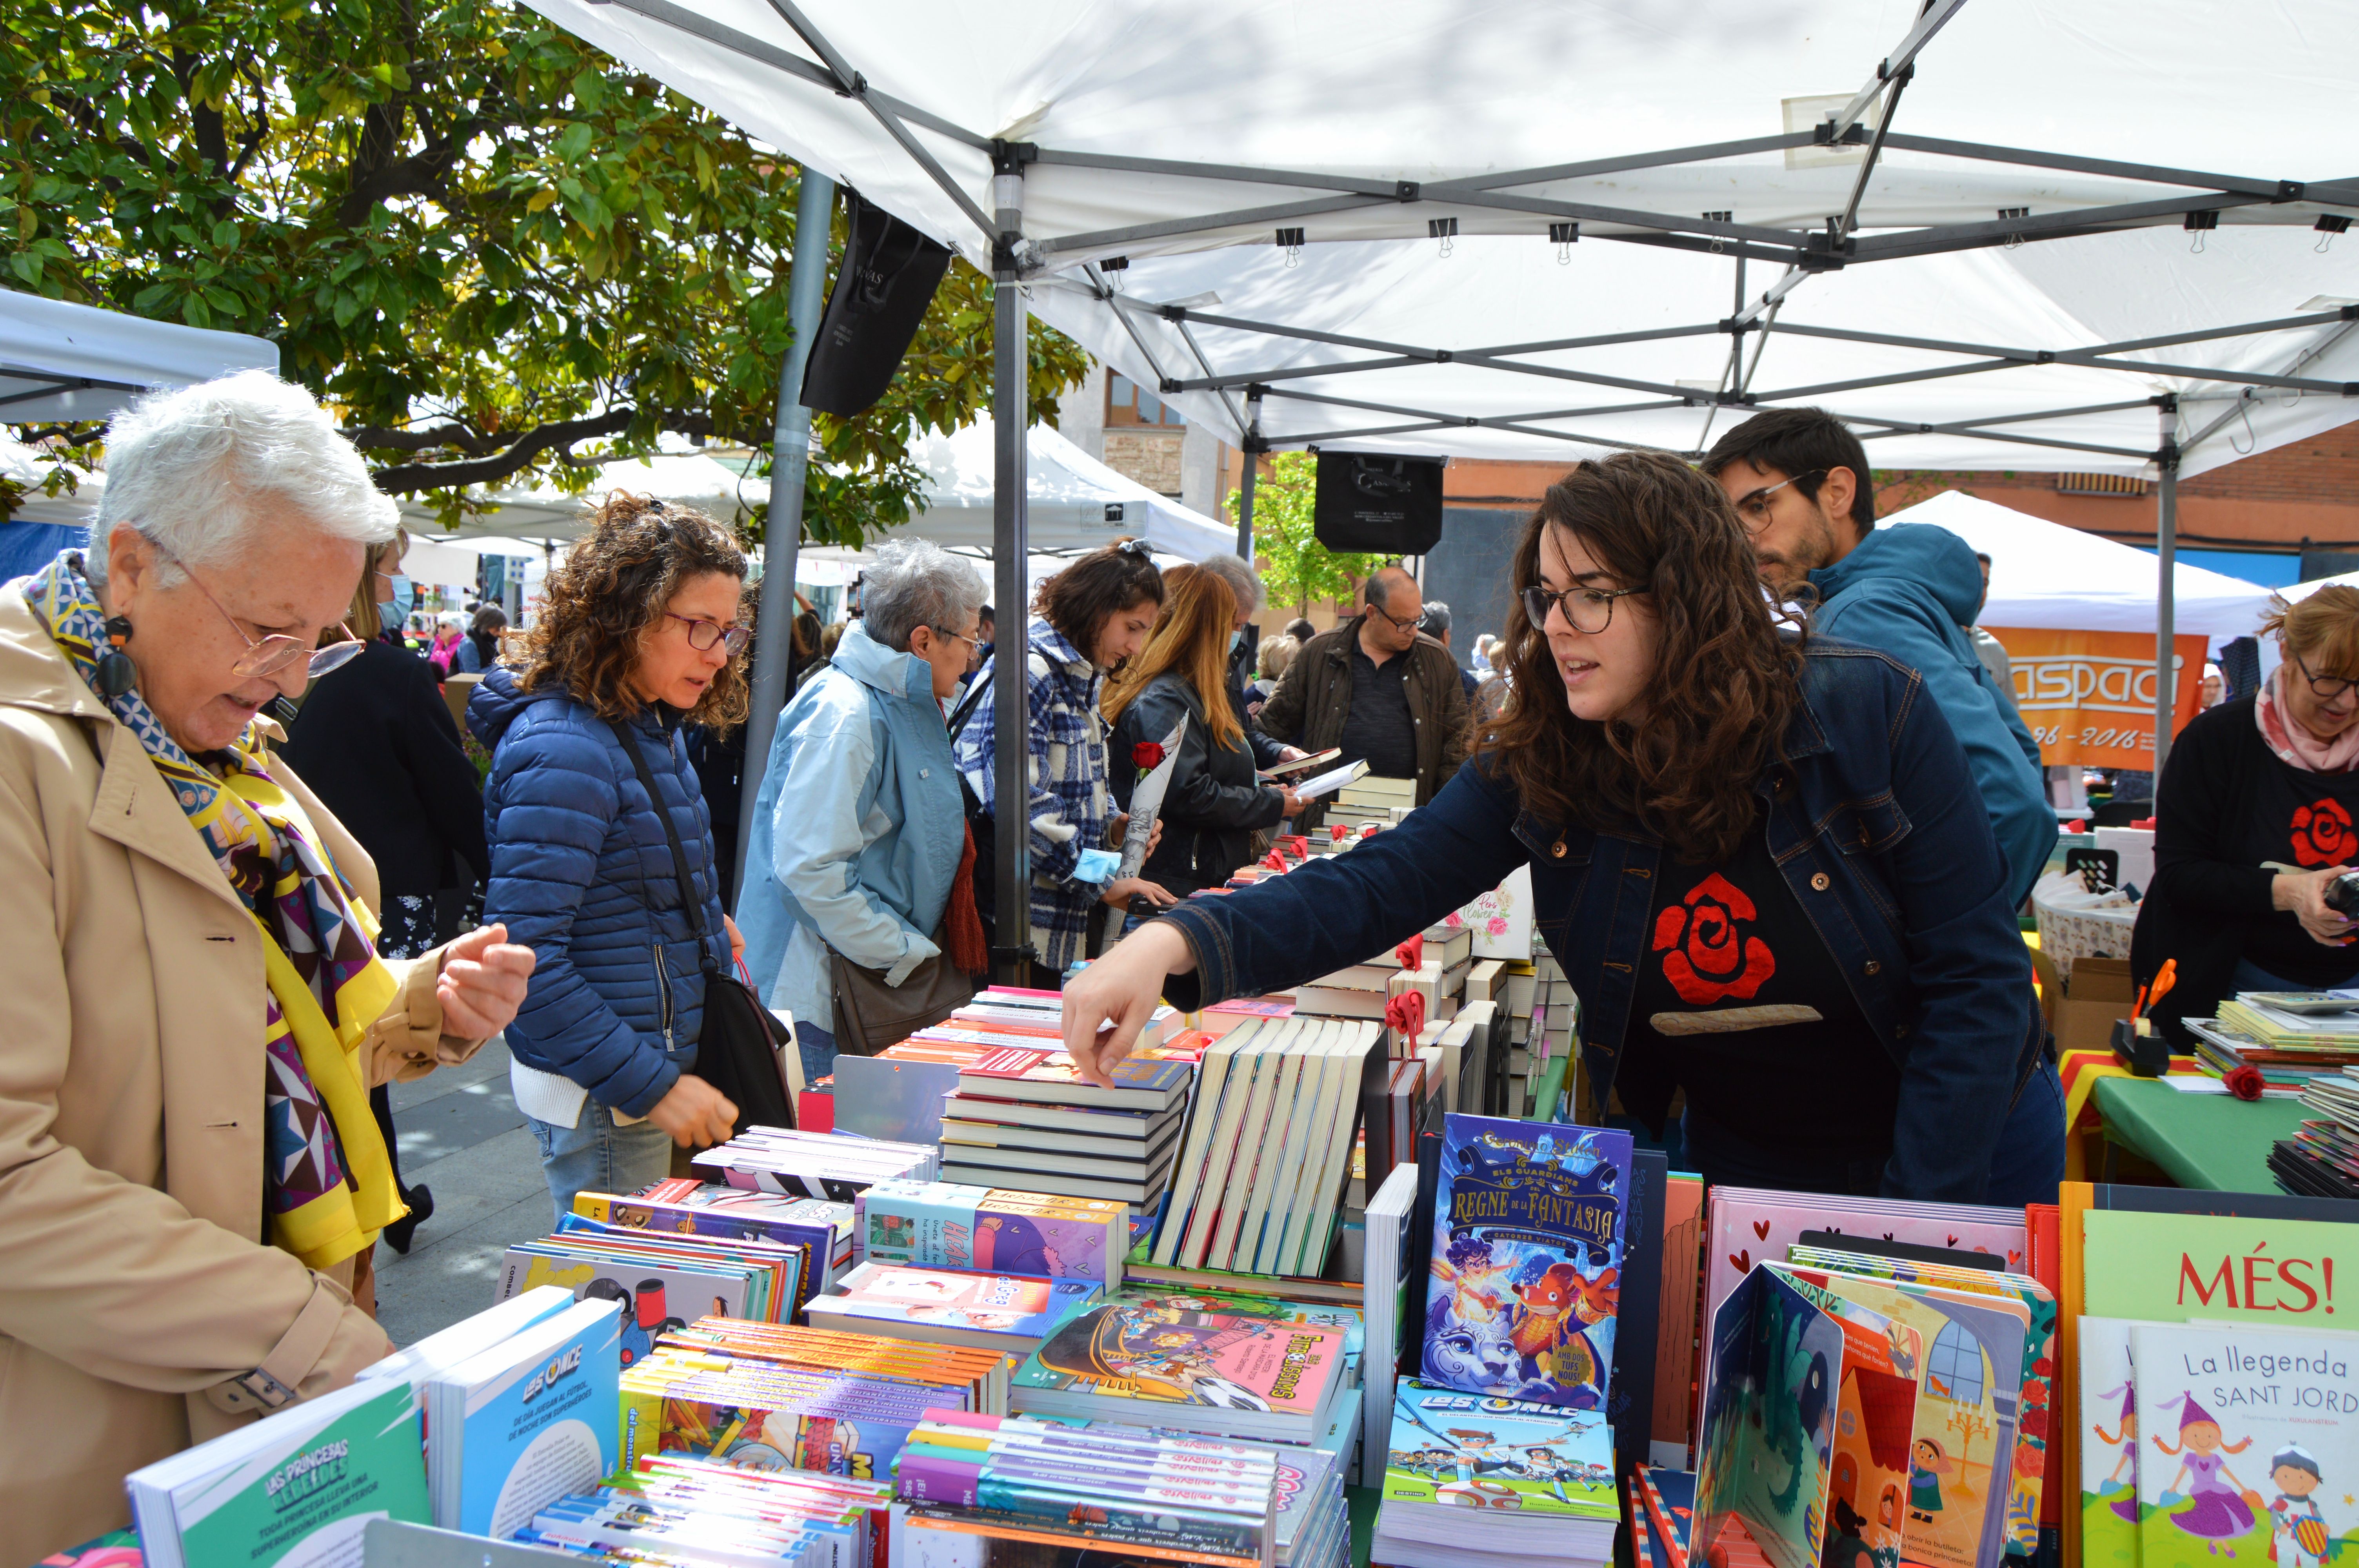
[1006,1285,1354,1445]
[514,1450,893,1562]
[621,1315,1012,1478]
[572,1177,855,1307]
[858,1178,1131,1287]
[692,1125,938,1198]
[1374,1379,1621,1568]
[1153,1015,1383,1278]
[804,1259,1102,1355]
[496,1212,808,1343]
[891,1410,1288,1568]
[421,1295,625,1536]
[937,1041,1196,1203]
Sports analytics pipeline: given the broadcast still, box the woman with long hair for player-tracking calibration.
[1063,453,2060,1203]
[1103,565,1305,905]
[954,539,1174,982]
[467,493,752,1218]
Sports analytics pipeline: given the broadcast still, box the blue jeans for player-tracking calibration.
[527,1100,675,1227]
[1682,1057,2065,1205]
[796,1021,840,1087]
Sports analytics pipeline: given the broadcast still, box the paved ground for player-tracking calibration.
[370,1038,559,1347]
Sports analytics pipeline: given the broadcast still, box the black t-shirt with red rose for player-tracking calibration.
[1616,812,1901,1156]
[2231,748,2359,985]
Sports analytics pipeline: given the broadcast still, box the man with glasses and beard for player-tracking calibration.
[1259,566,1470,828]
[1705,408,2053,908]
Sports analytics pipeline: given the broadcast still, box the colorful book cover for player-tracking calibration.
[2026,1201,2065,1540]
[2077,1317,2141,1568]
[858,1180,1124,1284]
[1693,1267,1843,1568]
[1012,1294,1345,1417]
[1379,1377,1617,1518]
[1654,1175,1707,1461]
[2083,1208,2359,1326]
[953,1045,1196,1103]
[1639,1464,1696,1568]
[620,1374,945,1482]
[818,1264,1098,1339]
[496,1245,745,1364]
[573,1189,838,1306]
[2128,1321,2359,1568]
[1421,1115,1630,1410]
[436,1297,623,1538]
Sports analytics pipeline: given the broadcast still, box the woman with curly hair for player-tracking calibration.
[467,493,752,1218]
[1061,452,2061,1203]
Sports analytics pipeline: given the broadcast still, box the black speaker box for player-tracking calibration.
[800,189,953,418]
[1313,450,1447,554]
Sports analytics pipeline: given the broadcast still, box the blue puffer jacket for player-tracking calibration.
[468,668,728,1116]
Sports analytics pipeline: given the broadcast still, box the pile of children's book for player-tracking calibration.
[940,1040,1197,1204]
[1372,1112,1628,1568]
[520,1451,894,1563]
[2276,1067,2359,1196]
[805,1259,1102,1355]
[858,1176,1134,1285]
[1151,1015,1383,1278]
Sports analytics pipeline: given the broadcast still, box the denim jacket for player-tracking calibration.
[1158,639,2042,1201]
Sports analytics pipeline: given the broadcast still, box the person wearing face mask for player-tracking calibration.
[1061,454,2059,1206]
[740,539,991,1081]
[954,539,1172,984]
[1103,565,1305,909]
[468,493,753,1220]
[1703,408,2054,909]
[0,374,534,1560]
[2132,588,2359,1045]
[1195,552,1305,771]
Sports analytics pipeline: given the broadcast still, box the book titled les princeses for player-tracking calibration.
[1422,1114,1631,1412]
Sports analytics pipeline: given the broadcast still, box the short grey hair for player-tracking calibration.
[862,537,987,652]
[1419,600,1451,635]
[90,370,397,589]
[1198,552,1265,617]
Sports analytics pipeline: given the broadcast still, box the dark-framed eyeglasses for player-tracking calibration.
[153,541,363,680]
[666,612,750,655]
[1523,582,1641,636]
[1367,599,1422,633]
[1731,468,1826,532]
[2292,649,2359,704]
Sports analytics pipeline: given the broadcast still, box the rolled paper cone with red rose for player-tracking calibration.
[1132,741,1165,772]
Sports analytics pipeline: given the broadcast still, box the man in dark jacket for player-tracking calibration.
[1259,567,1470,822]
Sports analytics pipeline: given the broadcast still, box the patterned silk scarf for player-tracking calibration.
[24,551,402,1268]
[2257,661,2359,774]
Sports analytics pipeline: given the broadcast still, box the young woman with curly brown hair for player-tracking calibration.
[466,493,755,1219]
[1063,452,2063,1204]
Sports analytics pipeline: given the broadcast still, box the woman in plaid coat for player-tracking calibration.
[955,541,1172,982]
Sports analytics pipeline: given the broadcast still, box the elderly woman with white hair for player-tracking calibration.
[740,538,991,1079]
[0,372,534,1561]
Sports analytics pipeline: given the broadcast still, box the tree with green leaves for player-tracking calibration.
[0,0,1088,544]
[1230,451,1391,614]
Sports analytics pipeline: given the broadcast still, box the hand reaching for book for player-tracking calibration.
[1061,922,1197,1087]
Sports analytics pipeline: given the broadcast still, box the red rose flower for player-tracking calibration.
[2292,797,2354,867]
[1132,741,1165,770]
[2224,1064,2267,1101]
[1652,872,1777,1006]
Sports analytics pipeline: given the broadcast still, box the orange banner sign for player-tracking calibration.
[1986,627,2207,770]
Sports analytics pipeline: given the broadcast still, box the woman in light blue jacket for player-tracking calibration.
[738,539,990,1080]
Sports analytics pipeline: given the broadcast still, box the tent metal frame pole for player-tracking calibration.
[1828,0,1969,136]
[2155,399,2181,775]
[733,167,836,907]
[1261,385,1692,423]
[1235,388,1262,561]
[989,160,1034,987]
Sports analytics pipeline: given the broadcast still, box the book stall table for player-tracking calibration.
[2085,1074,2308,1192]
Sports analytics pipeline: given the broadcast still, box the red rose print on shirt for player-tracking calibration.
[1652,872,1777,1006]
[2292,797,2354,866]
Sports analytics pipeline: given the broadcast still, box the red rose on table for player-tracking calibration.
[1652,872,1777,1006]
[2224,1064,2267,1101]
[2292,797,2353,866]
[1132,742,1165,770]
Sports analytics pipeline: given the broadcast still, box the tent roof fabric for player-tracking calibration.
[891,420,1232,559]
[1882,489,2274,638]
[0,289,278,426]
[525,0,2359,478]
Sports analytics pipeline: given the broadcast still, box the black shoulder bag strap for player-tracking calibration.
[603,715,794,1132]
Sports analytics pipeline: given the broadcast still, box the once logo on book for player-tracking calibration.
[2177,1243,2338,1315]
[1269,1332,1323,1403]
[263,1437,350,1509]
[521,1344,583,1403]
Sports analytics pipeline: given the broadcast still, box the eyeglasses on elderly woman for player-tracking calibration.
[154,541,363,680]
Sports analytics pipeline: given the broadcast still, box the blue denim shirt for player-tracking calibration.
[1157,639,2042,1201]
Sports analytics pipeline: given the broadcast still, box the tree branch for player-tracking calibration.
[366,408,757,494]
[347,419,506,456]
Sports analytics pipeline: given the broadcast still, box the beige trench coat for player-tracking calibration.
[0,592,484,1561]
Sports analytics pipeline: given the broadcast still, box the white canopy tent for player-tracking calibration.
[0,288,278,427]
[402,451,759,548]
[521,0,2359,967]
[1884,490,2274,638]
[887,419,1230,558]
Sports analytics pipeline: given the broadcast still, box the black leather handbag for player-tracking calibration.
[607,717,794,1134]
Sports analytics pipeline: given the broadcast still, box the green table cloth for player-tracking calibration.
[2089,1075,2308,1192]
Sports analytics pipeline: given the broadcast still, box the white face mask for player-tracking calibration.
[1228,628,1243,657]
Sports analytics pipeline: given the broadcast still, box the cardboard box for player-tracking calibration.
[2052,952,2137,1054]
